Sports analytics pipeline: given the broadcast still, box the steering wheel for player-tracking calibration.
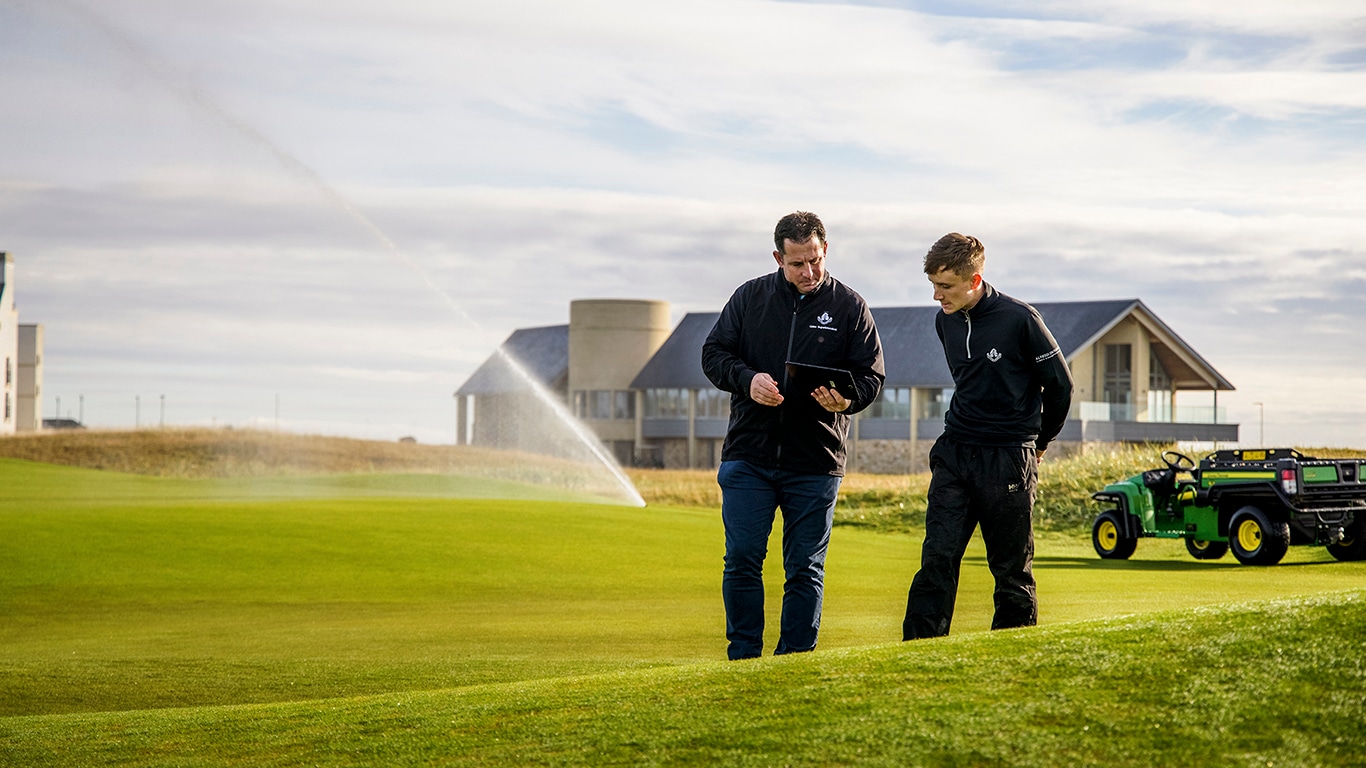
[1162,451,1196,471]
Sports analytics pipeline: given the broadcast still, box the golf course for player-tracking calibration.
[1,431,1363,766]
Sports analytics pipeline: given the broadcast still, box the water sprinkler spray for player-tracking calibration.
[54,0,644,505]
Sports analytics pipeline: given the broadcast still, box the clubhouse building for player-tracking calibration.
[454,298,1236,472]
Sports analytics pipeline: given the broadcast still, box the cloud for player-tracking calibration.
[2,0,1364,447]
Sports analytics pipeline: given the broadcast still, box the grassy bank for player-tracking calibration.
[5,428,1365,531]
[3,591,1363,767]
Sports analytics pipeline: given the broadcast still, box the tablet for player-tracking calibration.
[784,361,858,398]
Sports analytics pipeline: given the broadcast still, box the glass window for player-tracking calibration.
[921,388,954,419]
[613,390,634,420]
[645,389,677,418]
[866,387,909,419]
[697,388,730,419]
[1104,344,1132,405]
[1149,353,1171,391]
[644,388,704,419]
[591,390,613,419]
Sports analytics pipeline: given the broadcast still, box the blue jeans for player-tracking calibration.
[718,460,841,660]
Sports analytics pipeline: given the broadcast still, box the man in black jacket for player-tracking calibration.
[702,211,885,660]
[903,233,1073,640]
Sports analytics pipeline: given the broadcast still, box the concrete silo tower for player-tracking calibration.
[568,299,671,466]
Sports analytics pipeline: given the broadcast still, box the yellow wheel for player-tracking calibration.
[1326,514,1366,561]
[1092,511,1136,559]
[1236,519,1262,552]
[1098,520,1118,549]
[1229,506,1289,565]
[1185,536,1228,560]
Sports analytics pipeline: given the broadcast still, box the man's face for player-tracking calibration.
[928,267,983,314]
[774,237,827,295]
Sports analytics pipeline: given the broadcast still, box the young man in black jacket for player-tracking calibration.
[702,211,885,660]
[903,233,1073,640]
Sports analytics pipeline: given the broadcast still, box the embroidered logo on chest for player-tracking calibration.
[987,348,1002,362]
[809,311,838,332]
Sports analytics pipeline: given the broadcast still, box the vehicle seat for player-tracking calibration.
[1143,468,1175,492]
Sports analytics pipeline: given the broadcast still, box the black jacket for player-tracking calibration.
[937,282,1074,451]
[702,269,885,476]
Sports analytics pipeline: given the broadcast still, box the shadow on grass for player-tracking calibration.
[1031,555,1342,571]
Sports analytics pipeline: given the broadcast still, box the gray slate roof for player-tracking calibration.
[455,324,568,395]
[630,299,1230,391]
[459,299,1233,394]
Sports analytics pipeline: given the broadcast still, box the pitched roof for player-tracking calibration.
[454,324,568,395]
[627,306,961,390]
[630,312,718,389]
[462,298,1234,394]
[630,299,1232,391]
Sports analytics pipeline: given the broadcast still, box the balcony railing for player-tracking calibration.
[1074,401,1227,424]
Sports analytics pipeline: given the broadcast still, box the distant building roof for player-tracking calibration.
[454,324,568,396]
[631,299,1232,392]
[460,298,1233,395]
[41,418,86,430]
[629,312,718,390]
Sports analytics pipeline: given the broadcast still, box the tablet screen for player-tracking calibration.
[784,361,857,398]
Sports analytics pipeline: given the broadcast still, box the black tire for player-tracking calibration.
[1093,511,1137,560]
[1228,506,1290,566]
[1185,537,1229,560]
[1326,513,1366,562]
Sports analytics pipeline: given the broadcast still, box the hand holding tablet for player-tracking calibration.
[785,361,856,412]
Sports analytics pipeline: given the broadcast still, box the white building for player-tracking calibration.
[0,253,46,435]
[0,253,17,435]
[18,324,44,432]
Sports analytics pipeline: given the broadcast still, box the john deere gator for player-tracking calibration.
[1091,448,1366,565]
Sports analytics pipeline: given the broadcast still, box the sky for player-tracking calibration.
[1,0,1364,448]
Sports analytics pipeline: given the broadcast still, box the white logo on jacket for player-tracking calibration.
[987,348,1002,362]
[809,311,838,331]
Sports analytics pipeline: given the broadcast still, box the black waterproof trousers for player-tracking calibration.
[903,435,1038,639]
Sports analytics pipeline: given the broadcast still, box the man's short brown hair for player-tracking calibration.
[923,233,985,278]
[774,211,827,254]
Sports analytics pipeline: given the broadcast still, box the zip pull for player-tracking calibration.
[964,310,972,360]
[784,292,806,365]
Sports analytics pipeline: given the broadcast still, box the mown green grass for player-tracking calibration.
[3,457,1362,721]
[3,592,1363,767]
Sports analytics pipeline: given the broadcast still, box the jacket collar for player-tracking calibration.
[963,280,998,316]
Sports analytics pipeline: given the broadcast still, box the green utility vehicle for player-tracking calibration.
[1091,448,1366,565]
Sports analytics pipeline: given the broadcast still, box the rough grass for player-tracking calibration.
[4,429,1363,531]
[0,428,638,503]
[0,427,537,477]
[634,443,1366,532]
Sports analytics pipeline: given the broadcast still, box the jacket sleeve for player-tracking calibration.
[701,285,757,396]
[842,299,885,416]
[1027,310,1074,451]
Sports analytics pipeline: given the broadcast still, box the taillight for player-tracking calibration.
[1281,469,1298,495]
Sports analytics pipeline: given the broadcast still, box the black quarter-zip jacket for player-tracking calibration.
[937,282,1074,451]
[702,269,885,476]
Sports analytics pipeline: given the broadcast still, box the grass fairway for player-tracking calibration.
[3,592,1363,767]
[3,455,1365,765]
